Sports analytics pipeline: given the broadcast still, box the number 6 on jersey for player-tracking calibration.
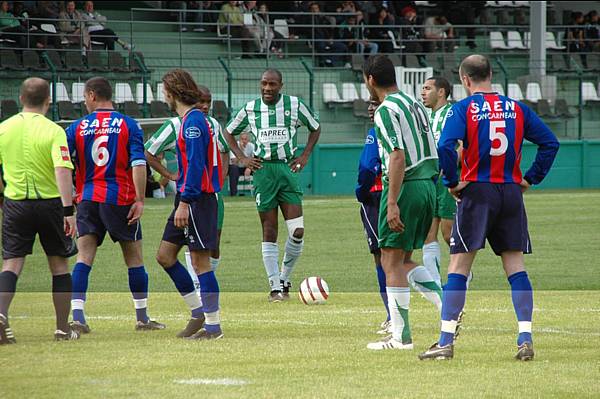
[92,135,110,166]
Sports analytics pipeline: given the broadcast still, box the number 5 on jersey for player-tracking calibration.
[92,135,110,166]
[489,120,508,156]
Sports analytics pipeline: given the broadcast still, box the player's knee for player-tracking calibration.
[286,217,304,240]
[155,251,175,268]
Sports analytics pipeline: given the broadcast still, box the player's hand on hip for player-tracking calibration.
[387,203,405,233]
[127,200,144,225]
[174,202,189,228]
[519,179,531,193]
[242,156,262,171]
[449,181,470,202]
[289,154,308,173]
[64,215,77,238]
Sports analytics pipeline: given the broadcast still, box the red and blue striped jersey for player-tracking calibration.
[438,92,559,187]
[176,108,222,201]
[66,109,146,205]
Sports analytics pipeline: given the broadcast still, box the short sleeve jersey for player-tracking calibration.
[226,94,319,161]
[374,91,438,182]
[0,112,73,200]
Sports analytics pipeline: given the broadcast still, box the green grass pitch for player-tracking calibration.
[2,191,599,398]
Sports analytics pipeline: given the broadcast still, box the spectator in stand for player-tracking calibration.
[398,7,425,65]
[228,132,254,196]
[439,1,484,50]
[30,1,62,48]
[262,0,303,39]
[566,12,588,68]
[58,0,90,50]
[310,1,349,67]
[369,6,394,53]
[0,1,28,49]
[585,10,599,52]
[423,15,455,52]
[240,0,274,57]
[167,1,204,32]
[258,3,283,58]
[340,11,378,55]
[335,1,358,24]
[81,0,133,50]
[218,0,243,31]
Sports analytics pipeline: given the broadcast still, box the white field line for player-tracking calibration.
[461,326,600,337]
[174,379,248,386]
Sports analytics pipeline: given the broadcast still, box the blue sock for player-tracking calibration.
[439,273,468,347]
[376,264,390,321]
[198,271,221,334]
[508,271,533,345]
[71,262,92,324]
[128,266,149,323]
[164,261,203,318]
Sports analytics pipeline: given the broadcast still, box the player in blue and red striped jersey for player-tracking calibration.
[155,69,223,340]
[65,77,165,333]
[419,55,559,361]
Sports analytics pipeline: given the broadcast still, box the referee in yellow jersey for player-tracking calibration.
[0,78,79,344]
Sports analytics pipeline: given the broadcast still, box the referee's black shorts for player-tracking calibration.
[2,198,77,259]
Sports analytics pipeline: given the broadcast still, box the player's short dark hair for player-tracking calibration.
[262,68,282,82]
[459,55,492,84]
[20,77,49,108]
[85,76,112,101]
[363,55,396,88]
[426,76,451,99]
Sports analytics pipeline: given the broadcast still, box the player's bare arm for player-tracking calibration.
[224,129,262,171]
[290,126,321,173]
[145,149,177,181]
[386,149,406,233]
[55,166,76,238]
[128,165,146,225]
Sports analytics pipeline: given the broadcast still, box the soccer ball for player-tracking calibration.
[299,276,329,305]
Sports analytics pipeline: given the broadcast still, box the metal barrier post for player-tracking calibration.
[496,58,509,96]
[301,58,314,110]
[133,52,150,118]
[42,52,58,121]
[218,57,233,113]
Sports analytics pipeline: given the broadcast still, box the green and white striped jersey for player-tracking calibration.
[374,91,438,182]
[429,102,452,144]
[226,94,320,161]
[144,115,229,156]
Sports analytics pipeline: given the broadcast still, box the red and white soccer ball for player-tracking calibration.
[299,276,329,305]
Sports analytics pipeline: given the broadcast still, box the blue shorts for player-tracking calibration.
[359,191,381,254]
[76,200,142,246]
[161,193,218,251]
[450,182,531,256]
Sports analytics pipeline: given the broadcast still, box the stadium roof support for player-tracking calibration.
[529,1,547,78]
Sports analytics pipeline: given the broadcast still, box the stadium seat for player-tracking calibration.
[581,82,600,102]
[536,99,555,117]
[129,51,148,72]
[44,50,65,71]
[87,51,107,71]
[58,101,79,120]
[136,83,155,104]
[23,50,46,71]
[108,51,129,72]
[452,84,467,101]
[0,49,24,70]
[72,82,85,103]
[360,83,370,101]
[115,83,135,103]
[506,31,527,50]
[273,19,290,39]
[65,51,87,72]
[322,83,345,105]
[521,99,537,112]
[388,54,402,67]
[0,100,18,121]
[401,83,414,98]
[525,82,542,103]
[545,32,565,50]
[351,54,363,72]
[550,54,568,71]
[587,54,600,71]
[405,55,421,68]
[386,31,403,50]
[554,99,575,118]
[425,54,440,70]
[491,83,505,95]
[123,101,142,118]
[507,83,524,100]
[489,31,510,50]
[352,99,369,119]
[156,83,165,103]
[341,83,359,102]
[50,82,71,103]
[150,100,170,118]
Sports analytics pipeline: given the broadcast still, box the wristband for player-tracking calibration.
[63,205,75,217]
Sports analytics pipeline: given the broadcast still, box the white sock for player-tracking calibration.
[386,286,411,343]
[205,310,221,326]
[407,266,442,311]
[183,291,202,313]
[209,257,220,272]
[262,242,280,291]
[184,251,200,291]
[71,299,85,311]
[280,237,303,283]
[422,241,442,286]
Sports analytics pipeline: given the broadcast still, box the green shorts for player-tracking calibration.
[435,177,457,220]
[253,160,303,212]
[217,192,224,230]
[378,179,436,251]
